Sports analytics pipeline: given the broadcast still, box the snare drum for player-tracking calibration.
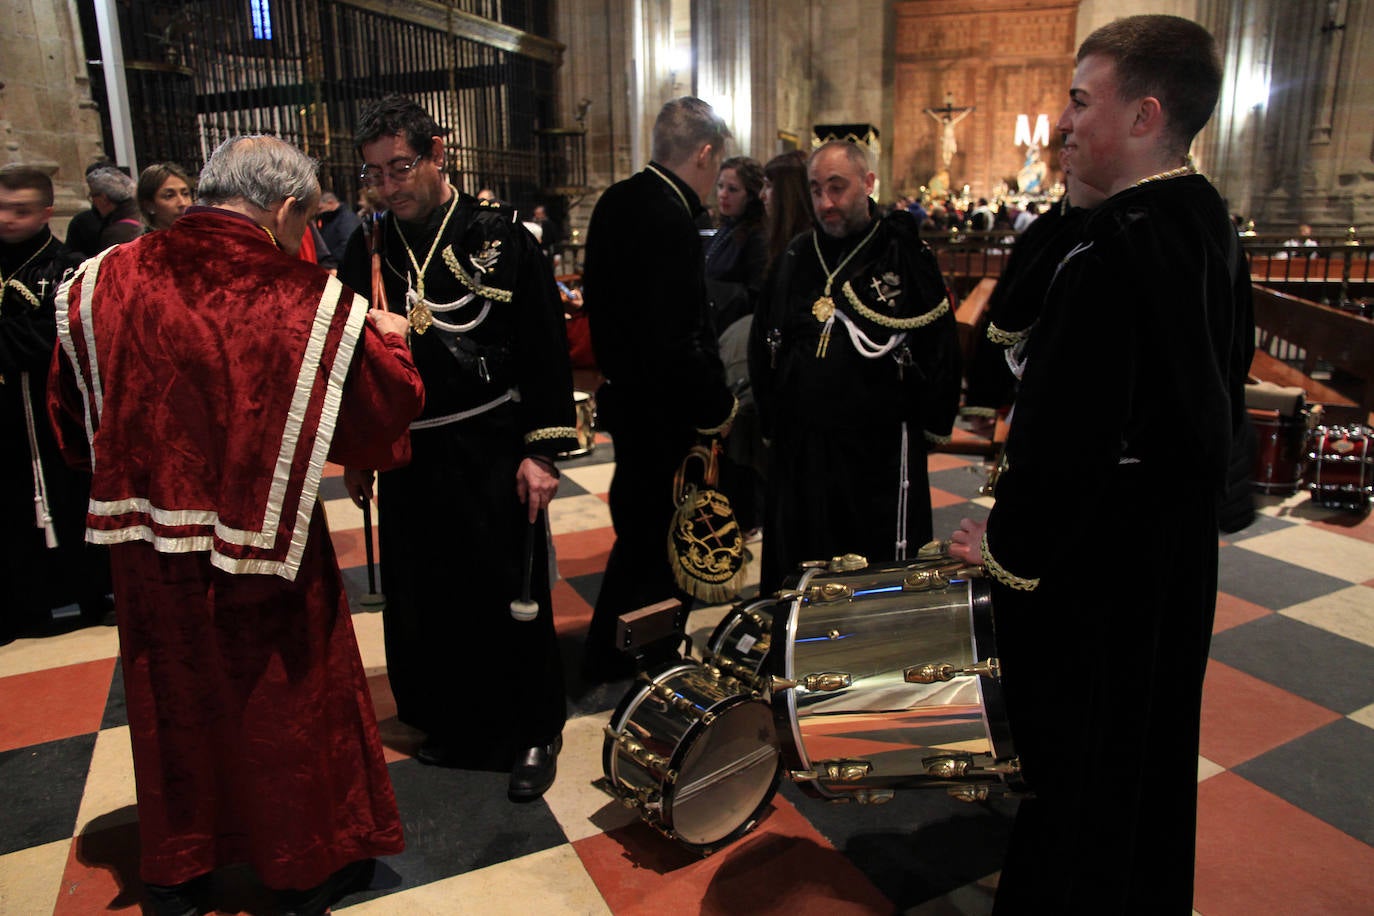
[1307,424,1373,510]
[559,390,597,458]
[766,555,1023,804]
[704,599,773,688]
[1249,407,1307,495]
[602,661,781,852]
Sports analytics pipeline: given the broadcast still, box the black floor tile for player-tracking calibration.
[1209,614,1374,714]
[565,572,604,610]
[360,758,568,899]
[1216,545,1352,610]
[1223,508,1303,542]
[0,733,98,856]
[1235,717,1374,845]
[779,780,1015,909]
[319,475,350,502]
[100,658,127,731]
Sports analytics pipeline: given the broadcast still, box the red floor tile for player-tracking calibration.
[330,524,373,572]
[552,578,594,635]
[1195,772,1374,916]
[574,794,894,915]
[555,526,616,578]
[1211,592,1272,634]
[928,452,977,473]
[929,486,969,509]
[0,658,115,753]
[1199,661,1340,769]
[367,673,421,764]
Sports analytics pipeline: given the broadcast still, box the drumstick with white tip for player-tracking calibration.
[510,510,541,621]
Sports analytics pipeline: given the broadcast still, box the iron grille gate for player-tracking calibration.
[77,0,574,214]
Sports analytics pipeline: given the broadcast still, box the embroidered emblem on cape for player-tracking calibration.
[471,239,503,272]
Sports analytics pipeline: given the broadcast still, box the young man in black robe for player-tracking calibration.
[949,15,1254,912]
[749,141,961,593]
[578,98,737,685]
[0,165,108,643]
[338,96,577,800]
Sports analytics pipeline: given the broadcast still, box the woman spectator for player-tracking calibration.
[137,163,194,232]
[760,150,811,270]
[705,156,767,336]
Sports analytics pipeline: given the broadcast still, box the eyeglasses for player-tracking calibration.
[359,153,426,188]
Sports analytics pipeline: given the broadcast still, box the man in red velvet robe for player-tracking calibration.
[47,136,425,916]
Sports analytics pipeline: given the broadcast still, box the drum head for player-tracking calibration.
[667,697,780,846]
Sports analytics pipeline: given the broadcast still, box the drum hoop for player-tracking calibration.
[772,566,830,797]
[968,576,1018,770]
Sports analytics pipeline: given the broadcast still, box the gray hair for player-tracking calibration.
[197,135,320,212]
[651,97,730,167]
[87,167,136,203]
[809,140,871,176]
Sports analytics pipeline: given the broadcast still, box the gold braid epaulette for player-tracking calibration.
[842,282,949,330]
[697,395,739,436]
[923,429,952,446]
[961,405,997,419]
[524,426,578,444]
[443,247,514,302]
[986,322,1028,346]
[5,280,40,309]
[981,531,1039,591]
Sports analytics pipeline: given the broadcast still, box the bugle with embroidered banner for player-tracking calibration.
[668,440,747,603]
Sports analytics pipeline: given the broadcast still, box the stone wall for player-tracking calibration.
[0,0,106,233]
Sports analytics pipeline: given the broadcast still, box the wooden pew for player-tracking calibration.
[954,276,997,365]
[1251,286,1374,423]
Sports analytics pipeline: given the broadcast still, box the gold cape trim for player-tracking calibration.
[982,531,1040,591]
[525,426,579,444]
[923,429,952,446]
[696,395,740,436]
[986,322,1028,346]
[443,246,514,302]
[5,280,40,308]
[842,282,949,330]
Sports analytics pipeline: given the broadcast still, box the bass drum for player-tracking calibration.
[704,598,773,688]
[767,555,1024,803]
[602,661,781,853]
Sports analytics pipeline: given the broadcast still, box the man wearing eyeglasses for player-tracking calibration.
[338,95,576,802]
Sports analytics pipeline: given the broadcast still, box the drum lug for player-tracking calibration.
[915,539,949,559]
[770,671,853,693]
[817,758,874,781]
[924,753,1021,779]
[828,553,869,571]
[789,757,873,783]
[605,725,677,780]
[903,657,1001,684]
[853,789,895,805]
[649,679,708,720]
[948,785,991,803]
[903,568,950,591]
[808,582,853,603]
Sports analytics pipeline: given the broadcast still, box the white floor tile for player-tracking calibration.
[1280,585,1374,648]
[73,726,137,837]
[1231,524,1374,583]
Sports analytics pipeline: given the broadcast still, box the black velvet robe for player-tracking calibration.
[578,164,735,678]
[749,208,962,593]
[339,193,576,756]
[0,228,105,639]
[982,175,1253,912]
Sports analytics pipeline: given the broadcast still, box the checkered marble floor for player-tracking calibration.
[2,432,1373,915]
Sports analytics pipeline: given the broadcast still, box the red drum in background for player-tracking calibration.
[1249,407,1308,495]
[1306,425,1374,511]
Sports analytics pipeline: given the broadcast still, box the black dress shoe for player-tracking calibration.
[145,874,209,916]
[277,858,376,916]
[508,735,563,801]
[416,737,463,768]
